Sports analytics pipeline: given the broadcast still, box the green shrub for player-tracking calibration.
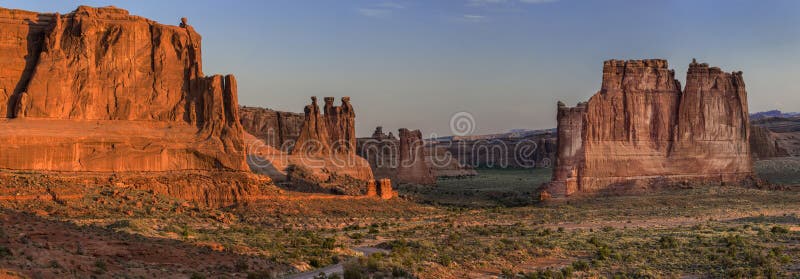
[309,258,322,268]
[722,234,745,248]
[596,246,612,261]
[561,265,574,277]
[49,260,62,268]
[94,260,107,274]
[658,235,679,249]
[322,238,336,249]
[571,260,590,271]
[588,236,602,247]
[770,226,789,234]
[247,271,275,279]
[438,254,452,266]
[235,259,249,272]
[0,246,11,259]
[343,262,366,279]
[349,233,363,240]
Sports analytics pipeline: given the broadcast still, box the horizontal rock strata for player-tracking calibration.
[0,6,247,172]
[243,97,374,195]
[545,59,754,197]
[0,6,255,206]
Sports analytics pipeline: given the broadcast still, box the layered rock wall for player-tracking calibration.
[432,134,556,169]
[397,128,436,185]
[294,97,332,156]
[357,127,400,179]
[244,97,374,194]
[545,59,753,197]
[549,102,586,196]
[324,97,357,153]
[751,116,800,157]
[750,126,789,159]
[357,126,478,181]
[424,145,479,177]
[0,6,247,172]
[239,106,303,151]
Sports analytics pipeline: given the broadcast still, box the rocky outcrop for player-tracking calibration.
[371,126,396,140]
[239,106,303,151]
[545,59,754,197]
[244,97,374,195]
[365,178,394,200]
[0,6,247,172]
[750,126,789,159]
[397,129,436,185]
[357,127,401,180]
[377,178,395,200]
[324,97,357,153]
[751,116,800,157]
[549,102,587,196]
[429,131,557,169]
[294,97,332,156]
[358,126,477,181]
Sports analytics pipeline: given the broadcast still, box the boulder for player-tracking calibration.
[377,178,395,200]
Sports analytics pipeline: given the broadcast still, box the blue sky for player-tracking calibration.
[2,0,798,136]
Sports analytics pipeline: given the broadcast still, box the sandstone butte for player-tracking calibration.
[0,6,264,206]
[239,106,304,152]
[750,115,800,157]
[543,59,755,198]
[358,126,444,185]
[397,128,437,185]
[242,97,377,195]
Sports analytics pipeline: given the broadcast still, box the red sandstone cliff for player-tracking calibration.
[546,59,754,197]
[750,126,789,159]
[243,97,374,195]
[0,6,247,172]
[751,116,800,157]
[294,97,332,156]
[239,106,304,152]
[397,128,436,185]
[0,6,262,207]
[324,97,357,153]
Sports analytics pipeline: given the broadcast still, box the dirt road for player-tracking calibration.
[284,246,390,279]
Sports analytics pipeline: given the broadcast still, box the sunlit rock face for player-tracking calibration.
[239,106,304,152]
[397,128,437,185]
[546,59,754,197]
[242,97,374,195]
[0,6,248,172]
[357,127,461,185]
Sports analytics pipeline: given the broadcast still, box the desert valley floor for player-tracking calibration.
[1,158,798,278]
[0,4,799,279]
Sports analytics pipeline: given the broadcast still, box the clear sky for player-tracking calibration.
[2,0,798,137]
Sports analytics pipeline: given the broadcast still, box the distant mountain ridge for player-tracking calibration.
[429,128,556,142]
[750,110,800,120]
